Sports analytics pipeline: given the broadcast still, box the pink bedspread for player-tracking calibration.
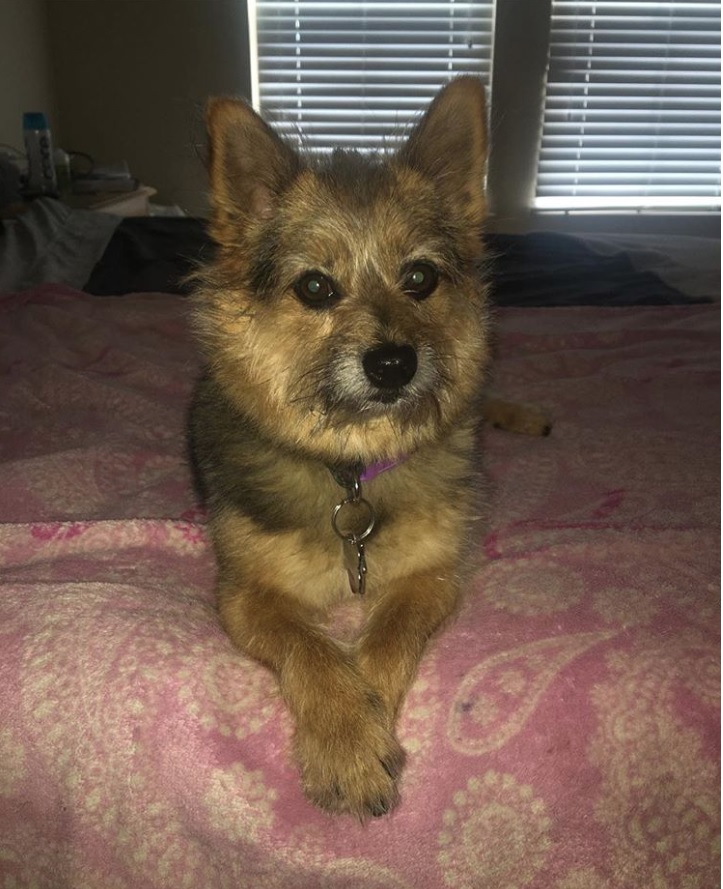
[0,284,719,889]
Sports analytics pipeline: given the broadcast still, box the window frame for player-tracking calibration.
[247,0,721,236]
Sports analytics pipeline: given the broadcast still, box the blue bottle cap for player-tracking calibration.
[23,112,49,130]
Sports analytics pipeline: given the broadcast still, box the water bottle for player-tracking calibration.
[23,112,57,196]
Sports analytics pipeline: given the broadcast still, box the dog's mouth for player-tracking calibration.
[323,388,438,431]
[371,389,406,406]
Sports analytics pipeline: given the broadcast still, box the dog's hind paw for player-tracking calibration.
[482,396,552,437]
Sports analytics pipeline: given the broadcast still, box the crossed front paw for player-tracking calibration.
[294,692,406,819]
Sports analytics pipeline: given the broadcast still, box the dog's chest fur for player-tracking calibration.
[191,373,481,612]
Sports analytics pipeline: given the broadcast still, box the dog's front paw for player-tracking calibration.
[294,698,406,820]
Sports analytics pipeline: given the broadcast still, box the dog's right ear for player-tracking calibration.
[205,98,299,241]
[398,77,487,228]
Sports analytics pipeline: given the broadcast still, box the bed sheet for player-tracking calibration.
[0,285,719,888]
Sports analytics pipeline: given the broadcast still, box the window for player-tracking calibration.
[250,0,495,152]
[535,1,721,210]
[248,0,721,220]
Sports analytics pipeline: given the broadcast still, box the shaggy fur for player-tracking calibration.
[189,77,542,818]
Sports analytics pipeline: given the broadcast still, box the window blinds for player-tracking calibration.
[251,0,494,152]
[535,1,722,210]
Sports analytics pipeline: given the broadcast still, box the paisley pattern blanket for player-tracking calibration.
[0,285,719,889]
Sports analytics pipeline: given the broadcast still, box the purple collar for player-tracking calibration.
[330,455,406,490]
[360,457,404,482]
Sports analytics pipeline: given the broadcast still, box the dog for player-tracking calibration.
[189,77,546,819]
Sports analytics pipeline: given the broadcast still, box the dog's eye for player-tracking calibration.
[294,271,337,308]
[401,262,439,300]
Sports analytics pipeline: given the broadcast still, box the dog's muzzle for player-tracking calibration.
[362,343,417,391]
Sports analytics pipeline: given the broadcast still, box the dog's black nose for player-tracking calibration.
[363,343,417,390]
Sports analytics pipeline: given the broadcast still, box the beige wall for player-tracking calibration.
[0,0,56,150]
[45,0,252,215]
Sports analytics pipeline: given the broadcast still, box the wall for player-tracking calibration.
[45,0,252,215]
[0,0,56,150]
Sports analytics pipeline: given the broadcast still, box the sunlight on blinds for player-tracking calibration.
[251,0,494,152]
[535,1,721,211]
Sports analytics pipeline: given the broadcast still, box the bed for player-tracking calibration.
[0,204,719,888]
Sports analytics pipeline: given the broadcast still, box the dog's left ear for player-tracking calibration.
[398,77,487,225]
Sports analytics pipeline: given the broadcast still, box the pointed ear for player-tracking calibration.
[398,77,488,225]
[205,98,299,242]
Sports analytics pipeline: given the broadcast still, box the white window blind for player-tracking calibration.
[250,0,494,152]
[535,1,722,211]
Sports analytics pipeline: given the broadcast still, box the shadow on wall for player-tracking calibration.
[44,0,252,216]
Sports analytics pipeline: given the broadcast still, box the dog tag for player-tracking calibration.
[344,539,367,596]
[330,469,375,596]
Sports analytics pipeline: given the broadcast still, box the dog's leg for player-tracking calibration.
[217,577,405,819]
[356,567,460,723]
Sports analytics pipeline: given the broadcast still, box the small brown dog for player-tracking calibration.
[190,77,542,819]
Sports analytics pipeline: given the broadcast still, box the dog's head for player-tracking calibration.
[194,77,491,466]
